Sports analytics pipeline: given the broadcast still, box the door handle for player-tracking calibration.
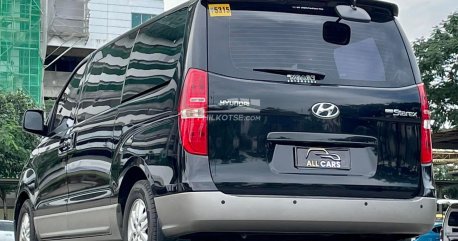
[59,140,71,152]
[59,133,75,152]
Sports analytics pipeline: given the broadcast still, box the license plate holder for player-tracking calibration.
[295,147,351,170]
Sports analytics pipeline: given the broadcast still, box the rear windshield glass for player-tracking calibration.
[0,222,14,232]
[207,3,415,88]
[449,212,458,226]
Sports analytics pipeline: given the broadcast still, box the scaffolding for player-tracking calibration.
[434,149,458,165]
[0,0,42,104]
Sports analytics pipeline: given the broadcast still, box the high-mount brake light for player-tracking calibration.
[418,83,432,165]
[178,69,208,155]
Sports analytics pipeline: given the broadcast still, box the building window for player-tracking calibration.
[44,56,84,72]
[132,13,155,28]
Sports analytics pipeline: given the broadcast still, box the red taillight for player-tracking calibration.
[178,69,208,155]
[418,83,432,164]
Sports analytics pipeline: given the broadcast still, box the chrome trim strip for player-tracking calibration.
[35,204,122,240]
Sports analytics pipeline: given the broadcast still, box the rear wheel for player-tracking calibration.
[122,180,164,241]
[16,200,37,241]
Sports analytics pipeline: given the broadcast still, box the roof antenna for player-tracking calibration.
[351,0,357,10]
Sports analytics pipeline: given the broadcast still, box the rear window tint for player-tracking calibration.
[208,3,415,88]
[449,212,458,226]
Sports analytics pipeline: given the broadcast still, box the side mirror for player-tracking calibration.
[323,21,351,45]
[23,110,47,136]
[335,5,371,23]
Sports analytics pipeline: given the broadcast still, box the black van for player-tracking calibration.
[15,0,436,241]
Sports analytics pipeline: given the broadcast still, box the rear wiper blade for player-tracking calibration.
[253,68,325,80]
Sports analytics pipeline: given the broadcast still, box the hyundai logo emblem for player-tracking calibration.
[311,103,340,119]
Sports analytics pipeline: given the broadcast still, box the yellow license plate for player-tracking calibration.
[208,4,232,17]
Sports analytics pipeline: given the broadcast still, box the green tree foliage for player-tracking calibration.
[0,91,39,219]
[434,164,458,181]
[413,12,458,131]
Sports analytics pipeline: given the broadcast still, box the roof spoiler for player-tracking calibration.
[204,0,399,17]
[357,0,398,16]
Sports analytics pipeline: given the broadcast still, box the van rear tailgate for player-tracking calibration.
[206,1,422,199]
[208,74,421,198]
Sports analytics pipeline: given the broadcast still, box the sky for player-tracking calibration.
[384,0,458,41]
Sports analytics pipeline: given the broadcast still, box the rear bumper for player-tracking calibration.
[155,192,436,237]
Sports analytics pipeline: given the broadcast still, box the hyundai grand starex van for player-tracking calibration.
[15,0,436,241]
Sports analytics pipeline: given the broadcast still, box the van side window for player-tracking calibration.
[449,212,458,226]
[77,31,137,122]
[51,62,87,133]
[122,8,188,102]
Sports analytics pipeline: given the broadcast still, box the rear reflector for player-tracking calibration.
[178,69,208,155]
[418,83,432,165]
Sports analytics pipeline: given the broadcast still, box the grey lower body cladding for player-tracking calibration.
[155,191,436,237]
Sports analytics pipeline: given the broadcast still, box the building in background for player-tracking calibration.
[44,0,164,100]
[1,0,164,104]
[0,0,43,103]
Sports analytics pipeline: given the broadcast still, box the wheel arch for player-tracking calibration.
[14,191,31,231]
[14,167,37,229]
[117,157,153,214]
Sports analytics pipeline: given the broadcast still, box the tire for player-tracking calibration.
[16,199,38,241]
[122,180,164,241]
